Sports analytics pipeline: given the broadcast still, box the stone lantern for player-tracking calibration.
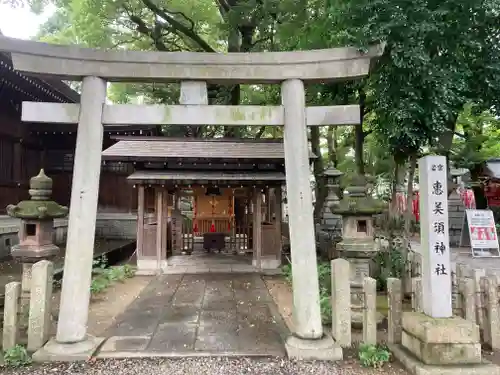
[7,169,69,261]
[331,174,386,326]
[6,169,68,326]
[321,167,344,228]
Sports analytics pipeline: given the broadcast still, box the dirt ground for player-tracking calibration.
[46,275,152,337]
[263,275,410,374]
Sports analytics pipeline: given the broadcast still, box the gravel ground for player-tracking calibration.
[1,357,408,375]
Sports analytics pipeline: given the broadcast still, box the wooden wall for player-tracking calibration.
[0,104,136,213]
[0,105,42,212]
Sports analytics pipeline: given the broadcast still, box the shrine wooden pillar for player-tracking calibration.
[161,187,168,258]
[136,185,145,257]
[252,188,263,269]
[155,188,165,273]
[274,186,283,260]
[265,187,272,222]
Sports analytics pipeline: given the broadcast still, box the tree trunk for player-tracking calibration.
[311,126,326,224]
[355,88,366,175]
[390,159,405,217]
[471,167,488,209]
[472,185,488,209]
[223,27,242,138]
[404,154,417,236]
[326,126,338,167]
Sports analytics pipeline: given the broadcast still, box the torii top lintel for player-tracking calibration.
[0,36,384,84]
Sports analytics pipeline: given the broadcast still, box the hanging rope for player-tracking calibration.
[228,189,233,231]
[210,195,216,232]
[192,195,198,234]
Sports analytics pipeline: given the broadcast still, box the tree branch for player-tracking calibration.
[216,0,231,15]
[129,14,169,51]
[255,126,266,138]
[140,0,216,52]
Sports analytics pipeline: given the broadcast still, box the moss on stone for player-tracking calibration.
[7,201,68,219]
[330,174,386,215]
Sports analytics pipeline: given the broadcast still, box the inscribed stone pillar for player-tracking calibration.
[387,278,402,344]
[411,277,423,313]
[2,281,21,350]
[484,276,500,350]
[418,155,452,318]
[282,79,322,339]
[28,260,54,352]
[462,277,476,323]
[363,277,377,345]
[331,259,351,347]
[56,76,106,344]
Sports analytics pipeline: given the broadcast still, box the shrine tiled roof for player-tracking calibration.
[102,137,316,160]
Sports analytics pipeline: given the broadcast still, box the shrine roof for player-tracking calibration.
[102,137,316,161]
[127,170,286,183]
[0,51,79,103]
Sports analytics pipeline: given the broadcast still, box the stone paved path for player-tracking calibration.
[99,273,288,357]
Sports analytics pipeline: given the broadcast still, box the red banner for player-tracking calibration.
[485,182,500,207]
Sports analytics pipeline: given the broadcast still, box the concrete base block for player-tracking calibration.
[402,312,479,344]
[252,257,281,270]
[389,344,500,375]
[136,259,168,275]
[32,336,105,362]
[285,334,343,361]
[402,331,481,365]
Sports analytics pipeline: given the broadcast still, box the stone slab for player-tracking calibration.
[99,336,150,352]
[32,336,105,362]
[147,323,197,352]
[402,331,481,365]
[101,273,288,357]
[285,335,342,361]
[402,312,479,344]
[389,344,500,375]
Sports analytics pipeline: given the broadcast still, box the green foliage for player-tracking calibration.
[373,213,407,291]
[451,103,500,173]
[317,262,331,294]
[281,263,292,283]
[337,0,500,156]
[282,261,332,324]
[90,255,136,295]
[2,345,32,368]
[12,0,500,192]
[358,343,391,368]
[374,247,405,292]
[319,291,331,325]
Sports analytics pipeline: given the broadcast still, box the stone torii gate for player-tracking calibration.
[0,36,383,361]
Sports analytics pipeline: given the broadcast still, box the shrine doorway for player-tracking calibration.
[131,171,284,275]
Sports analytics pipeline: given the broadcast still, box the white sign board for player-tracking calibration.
[460,209,500,257]
[418,155,452,318]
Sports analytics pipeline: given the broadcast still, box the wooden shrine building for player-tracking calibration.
[102,137,315,273]
[0,49,157,213]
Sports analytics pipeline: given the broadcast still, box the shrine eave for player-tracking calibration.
[0,51,79,103]
[127,170,285,186]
